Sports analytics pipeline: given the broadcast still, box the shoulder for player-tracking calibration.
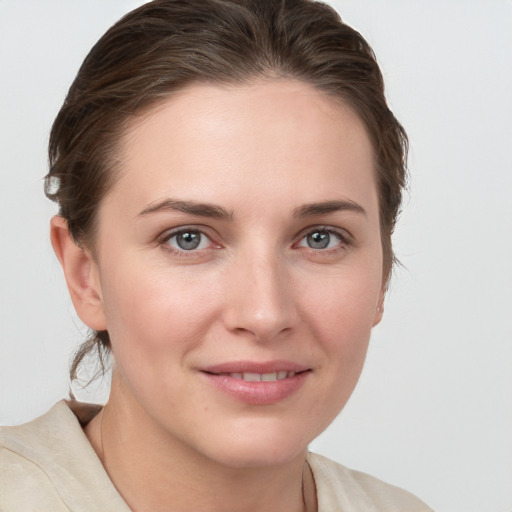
[0,443,68,511]
[307,452,434,512]
[0,402,77,511]
[0,401,129,512]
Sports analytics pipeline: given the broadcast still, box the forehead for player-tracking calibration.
[108,79,377,215]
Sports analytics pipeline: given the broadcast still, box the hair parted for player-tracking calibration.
[45,0,408,382]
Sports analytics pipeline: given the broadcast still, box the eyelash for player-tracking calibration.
[294,226,352,254]
[157,225,352,257]
[157,226,219,258]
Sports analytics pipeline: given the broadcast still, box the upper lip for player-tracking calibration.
[201,360,310,374]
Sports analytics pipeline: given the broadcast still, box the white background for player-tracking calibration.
[1,1,511,511]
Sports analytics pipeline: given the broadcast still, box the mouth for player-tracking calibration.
[204,370,301,382]
[199,361,311,405]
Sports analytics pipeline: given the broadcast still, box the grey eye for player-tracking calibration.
[307,231,331,249]
[169,230,207,251]
[298,229,343,250]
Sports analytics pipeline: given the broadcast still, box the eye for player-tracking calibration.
[165,229,212,251]
[297,229,344,250]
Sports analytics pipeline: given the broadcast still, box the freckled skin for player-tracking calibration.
[64,80,385,511]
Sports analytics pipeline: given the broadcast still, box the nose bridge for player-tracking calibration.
[224,244,296,341]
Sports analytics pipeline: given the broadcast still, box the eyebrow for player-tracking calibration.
[138,198,365,220]
[138,199,233,220]
[293,200,366,218]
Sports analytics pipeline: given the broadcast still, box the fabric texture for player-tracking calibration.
[1,401,433,511]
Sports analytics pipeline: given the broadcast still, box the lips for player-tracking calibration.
[217,371,296,381]
[200,361,310,405]
[202,360,308,375]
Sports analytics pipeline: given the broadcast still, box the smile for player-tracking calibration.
[214,371,296,382]
[200,362,311,405]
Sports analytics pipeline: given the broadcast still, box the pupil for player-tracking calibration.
[308,231,330,249]
[177,231,200,250]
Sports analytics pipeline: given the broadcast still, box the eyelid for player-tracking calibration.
[155,224,353,257]
[157,225,221,254]
[294,225,353,247]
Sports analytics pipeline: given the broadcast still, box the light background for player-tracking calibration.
[0,1,511,511]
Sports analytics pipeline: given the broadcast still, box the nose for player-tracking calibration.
[222,249,298,342]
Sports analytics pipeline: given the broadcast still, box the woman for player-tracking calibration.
[0,0,433,510]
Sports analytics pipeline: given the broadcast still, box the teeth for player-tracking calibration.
[243,372,261,382]
[223,371,297,381]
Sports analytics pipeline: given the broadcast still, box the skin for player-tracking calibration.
[51,79,385,512]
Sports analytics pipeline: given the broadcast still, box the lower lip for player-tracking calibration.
[201,371,310,405]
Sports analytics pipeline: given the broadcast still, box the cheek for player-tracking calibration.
[98,263,224,411]
[292,277,377,439]
[98,258,221,362]
[298,260,382,381]
[312,291,373,380]
[301,262,382,337]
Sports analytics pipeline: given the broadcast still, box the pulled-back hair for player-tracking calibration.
[45,0,408,382]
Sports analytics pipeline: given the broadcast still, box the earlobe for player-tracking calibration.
[50,216,107,331]
[373,304,384,326]
[372,291,385,327]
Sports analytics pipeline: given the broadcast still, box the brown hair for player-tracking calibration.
[45,0,408,381]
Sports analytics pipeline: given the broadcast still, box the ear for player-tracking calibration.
[50,216,107,331]
[372,288,386,327]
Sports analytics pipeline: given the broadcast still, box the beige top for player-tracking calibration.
[0,401,433,511]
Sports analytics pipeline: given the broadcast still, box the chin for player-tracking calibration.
[194,417,314,469]
[206,443,307,470]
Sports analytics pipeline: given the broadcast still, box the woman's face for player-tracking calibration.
[89,80,384,467]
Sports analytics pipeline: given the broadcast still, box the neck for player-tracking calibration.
[84,380,316,512]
